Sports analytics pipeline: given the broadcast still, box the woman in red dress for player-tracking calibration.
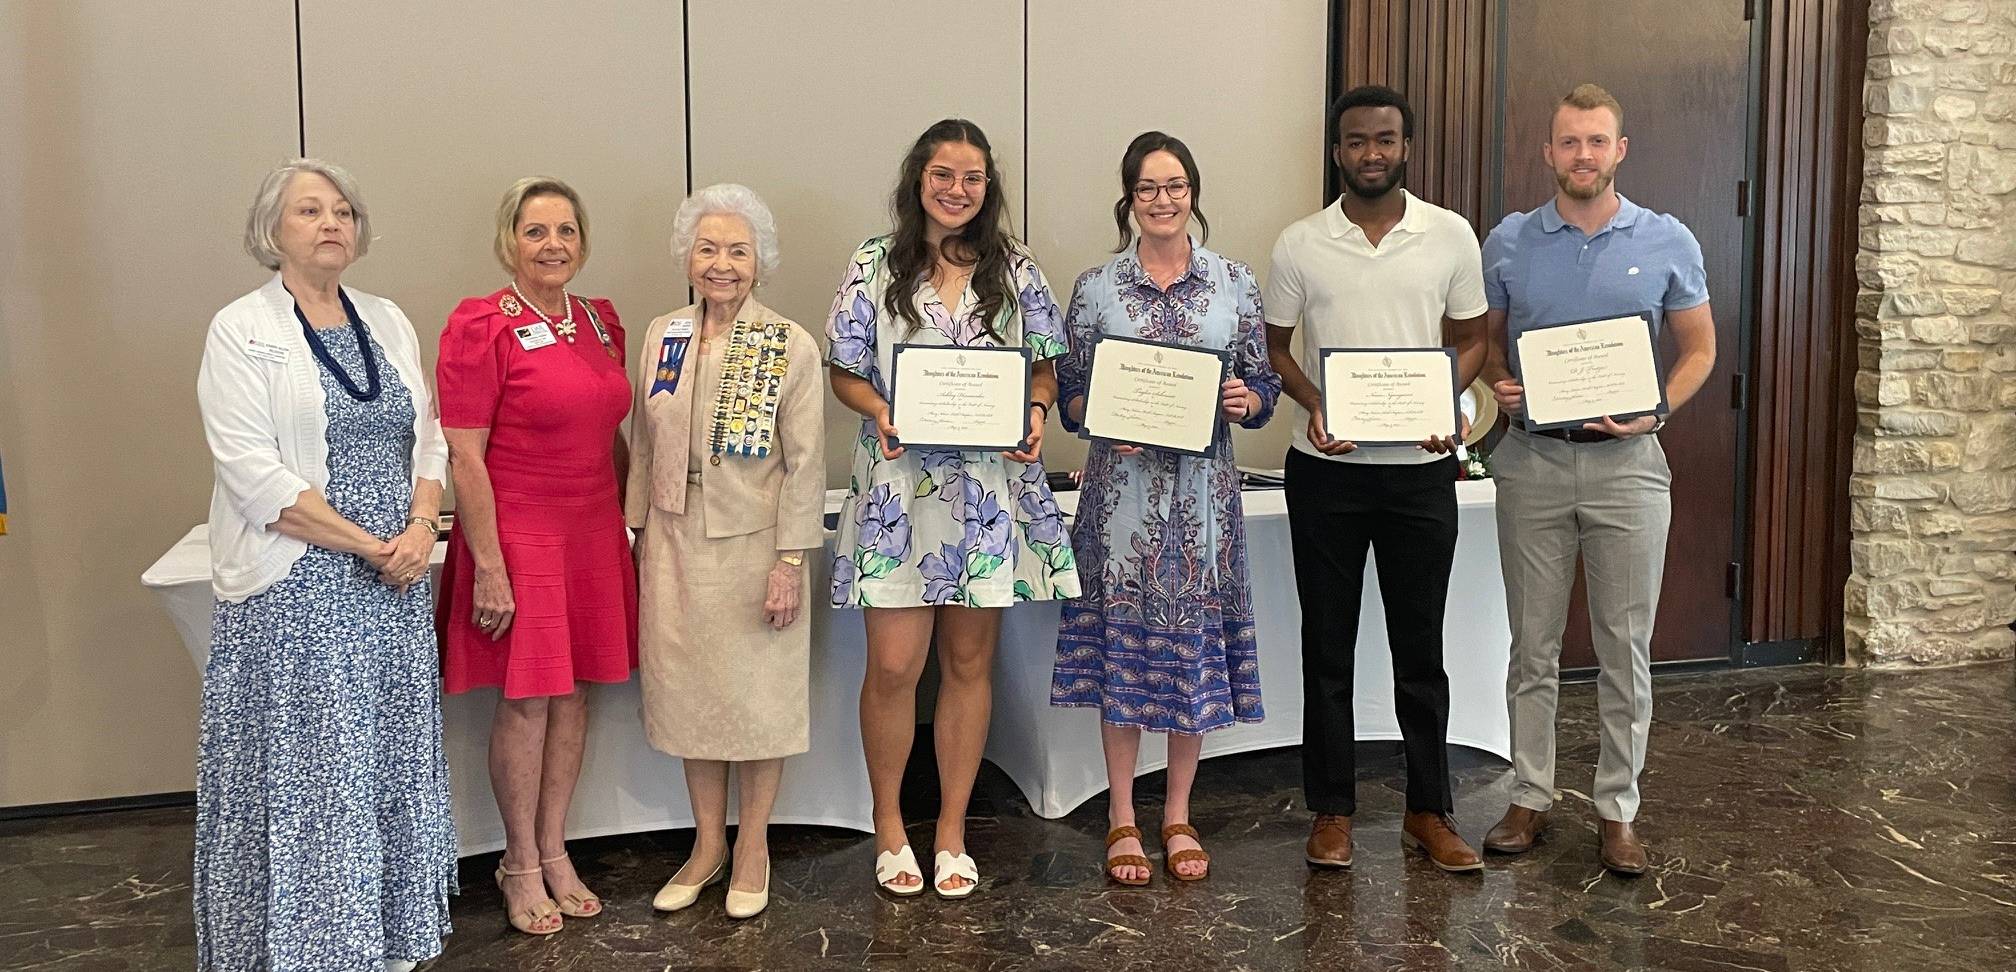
[436,176,638,936]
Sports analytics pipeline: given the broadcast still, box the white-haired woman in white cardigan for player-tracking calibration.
[194,158,456,972]
[629,183,824,919]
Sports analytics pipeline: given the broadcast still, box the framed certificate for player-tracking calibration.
[888,343,1033,451]
[1080,334,1230,457]
[1510,313,1667,431]
[1318,347,1460,446]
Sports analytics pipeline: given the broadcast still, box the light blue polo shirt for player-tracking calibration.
[1482,194,1709,350]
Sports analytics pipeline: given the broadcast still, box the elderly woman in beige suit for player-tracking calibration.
[625,183,824,920]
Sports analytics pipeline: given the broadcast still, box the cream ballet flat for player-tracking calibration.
[724,862,770,919]
[652,860,725,912]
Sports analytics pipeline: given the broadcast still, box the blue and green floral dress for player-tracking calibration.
[826,235,1081,608]
[1049,244,1281,733]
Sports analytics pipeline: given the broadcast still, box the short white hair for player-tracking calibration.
[243,158,371,270]
[670,183,780,278]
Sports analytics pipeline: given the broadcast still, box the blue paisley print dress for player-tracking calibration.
[1048,244,1282,734]
[827,235,1082,608]
[195,329,457,970]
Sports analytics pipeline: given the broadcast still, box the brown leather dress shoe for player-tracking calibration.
[1599,819,1648,875]
[1483,805,1549,854]
[1402,812,1484,872]
[1305,814,1353,868]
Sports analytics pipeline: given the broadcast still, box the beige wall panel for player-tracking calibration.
[299,2,688,380]
[686,0,1026,487]
[1026,0,1327,471]
[0,1,297,804]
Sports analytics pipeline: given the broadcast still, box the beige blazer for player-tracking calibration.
[624,299,825,551]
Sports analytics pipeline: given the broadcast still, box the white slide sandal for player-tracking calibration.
[875,845,925,897]
[933,850,979,899]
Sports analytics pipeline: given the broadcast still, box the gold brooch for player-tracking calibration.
[498,294,522,317]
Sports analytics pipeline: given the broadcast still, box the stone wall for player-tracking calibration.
[1845,0,2016,666]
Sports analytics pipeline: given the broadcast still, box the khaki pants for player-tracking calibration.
[1492,427,1671,822]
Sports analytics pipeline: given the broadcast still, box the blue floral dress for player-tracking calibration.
[195,329,457,971]
[827,235,1082,608]
[1049,244,1282,734]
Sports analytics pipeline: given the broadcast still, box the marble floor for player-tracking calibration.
[4,662,2013,971]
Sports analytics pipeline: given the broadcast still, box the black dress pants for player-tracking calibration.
[1284,449,1458,816]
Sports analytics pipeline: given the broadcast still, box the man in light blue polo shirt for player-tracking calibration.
[1477,83,1718,876]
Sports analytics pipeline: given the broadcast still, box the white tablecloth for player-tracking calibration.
[142,482,1508,854]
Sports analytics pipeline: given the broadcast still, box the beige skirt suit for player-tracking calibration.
[625,298,825,760]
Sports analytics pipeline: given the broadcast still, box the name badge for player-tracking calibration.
[244,338,290,364]
[664,318,694,339]
[514,322,556,350]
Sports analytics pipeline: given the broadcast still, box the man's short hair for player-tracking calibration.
[1328,85,1415,145]
[1556,83,1624,136]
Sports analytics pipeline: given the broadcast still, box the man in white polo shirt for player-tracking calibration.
[1265,85,1488,873]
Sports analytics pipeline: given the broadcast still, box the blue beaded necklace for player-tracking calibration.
[289,286,381,402]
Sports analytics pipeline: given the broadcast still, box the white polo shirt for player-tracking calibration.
[1264,189,1488,464]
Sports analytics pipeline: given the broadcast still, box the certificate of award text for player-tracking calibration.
[1081,335,1229,457]
[888,344,1033,451]
[1511,314,1666,430]
[1319,347,1459,446]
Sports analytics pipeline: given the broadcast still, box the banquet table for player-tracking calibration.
[144,481,1510,855]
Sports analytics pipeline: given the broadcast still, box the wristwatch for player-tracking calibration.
[780,551,805,567]
[1649,416,1668,434]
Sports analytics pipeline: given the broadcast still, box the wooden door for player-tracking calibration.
[1494,1,1752,666]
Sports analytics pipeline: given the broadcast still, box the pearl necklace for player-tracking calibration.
[511,281,578,341]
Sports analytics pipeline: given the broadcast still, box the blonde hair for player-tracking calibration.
[244,159,372,270]
[493,176,588,273]
[1555,83,1624,137]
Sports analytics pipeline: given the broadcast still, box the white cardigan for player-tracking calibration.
[197,273,447,602]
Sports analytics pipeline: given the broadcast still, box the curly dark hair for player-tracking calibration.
[883,119,1016,341]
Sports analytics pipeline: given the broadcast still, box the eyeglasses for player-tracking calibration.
[1131,180,1192,202]
[926,168,990,191]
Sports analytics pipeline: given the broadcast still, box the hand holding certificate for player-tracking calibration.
[888,344,1033,452]
[1318,348,1460,447]
[1080,335,1229,457]
[1510,313,1667,431]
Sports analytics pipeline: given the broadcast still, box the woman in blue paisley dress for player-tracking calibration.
[827,119,1080,899]
[194,160,456,971]
[1051,133,1281,886]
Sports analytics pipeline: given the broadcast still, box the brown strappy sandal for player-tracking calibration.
[1161,823,1210,882]
[1104,826,1152,886]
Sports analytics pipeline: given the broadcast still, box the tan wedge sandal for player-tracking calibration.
[539,853,603,918]
[1104,826,1152,886]
[493,863,562,936]
[1161,823,1210,882]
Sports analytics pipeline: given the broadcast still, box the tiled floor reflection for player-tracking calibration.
[4,662,2012,970]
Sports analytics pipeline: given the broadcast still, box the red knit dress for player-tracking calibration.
[435,289,638,698]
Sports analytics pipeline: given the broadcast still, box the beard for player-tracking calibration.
[1555,163,1616,200]
[1340,159,1407,199]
